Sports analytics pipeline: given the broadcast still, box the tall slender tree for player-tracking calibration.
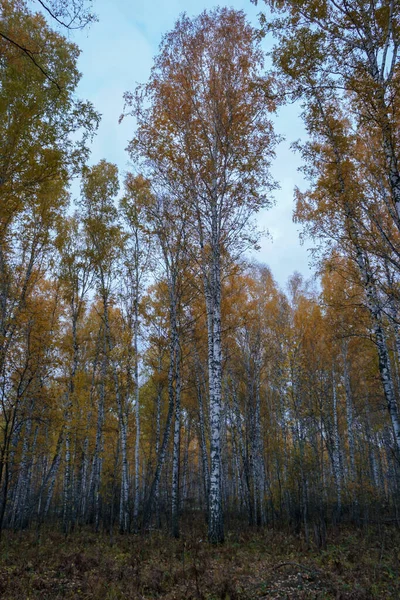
[123,7,278,543]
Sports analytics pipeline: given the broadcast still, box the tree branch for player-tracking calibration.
[0,31,61,91]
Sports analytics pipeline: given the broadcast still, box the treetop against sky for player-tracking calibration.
[64,0,312,288]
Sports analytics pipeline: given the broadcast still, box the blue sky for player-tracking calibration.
[69,0,313,289]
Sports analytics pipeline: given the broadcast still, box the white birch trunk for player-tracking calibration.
[332,371,342,516]
[253,354,265,525]
[91,331,107,532]
[133,295,140,531]
[10,416,32,529]
[44,428,64,518]
[155,365,162,528]
[359,256,400,452]
[142,286,178,529]
[205,242,224,543]
[342,342,356,486]
[100,275,130,533]
[315,93,400,454]
[63,426,72,533]
[171,344,181,538]
[194,349,210,510]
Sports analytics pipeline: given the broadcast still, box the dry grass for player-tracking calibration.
[0,518,399,599]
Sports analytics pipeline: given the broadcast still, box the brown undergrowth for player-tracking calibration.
[0,519,399,599]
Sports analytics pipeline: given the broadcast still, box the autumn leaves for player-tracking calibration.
[1,0,400,545]
[120,8,279,542]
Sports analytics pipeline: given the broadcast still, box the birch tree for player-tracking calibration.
[120,174,153,532]
[123,7,278,544]
[0,0,97,537]
[257,0,400,452]
[80,161,128,531]
[56,216,93,533]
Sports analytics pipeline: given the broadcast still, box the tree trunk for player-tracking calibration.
[133,295,140,532]
[171,344,181,538]
[332,371,342,518]
[205,242,224,543]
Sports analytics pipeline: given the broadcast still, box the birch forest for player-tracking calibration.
[2,0,400,598]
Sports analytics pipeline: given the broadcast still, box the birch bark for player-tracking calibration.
[332,371,342,517]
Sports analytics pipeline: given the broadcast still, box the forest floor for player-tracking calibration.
[0,518,399,599]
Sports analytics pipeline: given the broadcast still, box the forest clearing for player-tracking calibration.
[1,0,400,597]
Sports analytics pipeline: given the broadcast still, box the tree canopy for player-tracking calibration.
[1,0,400,555]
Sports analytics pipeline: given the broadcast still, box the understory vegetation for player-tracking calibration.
[1,522,400,599]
